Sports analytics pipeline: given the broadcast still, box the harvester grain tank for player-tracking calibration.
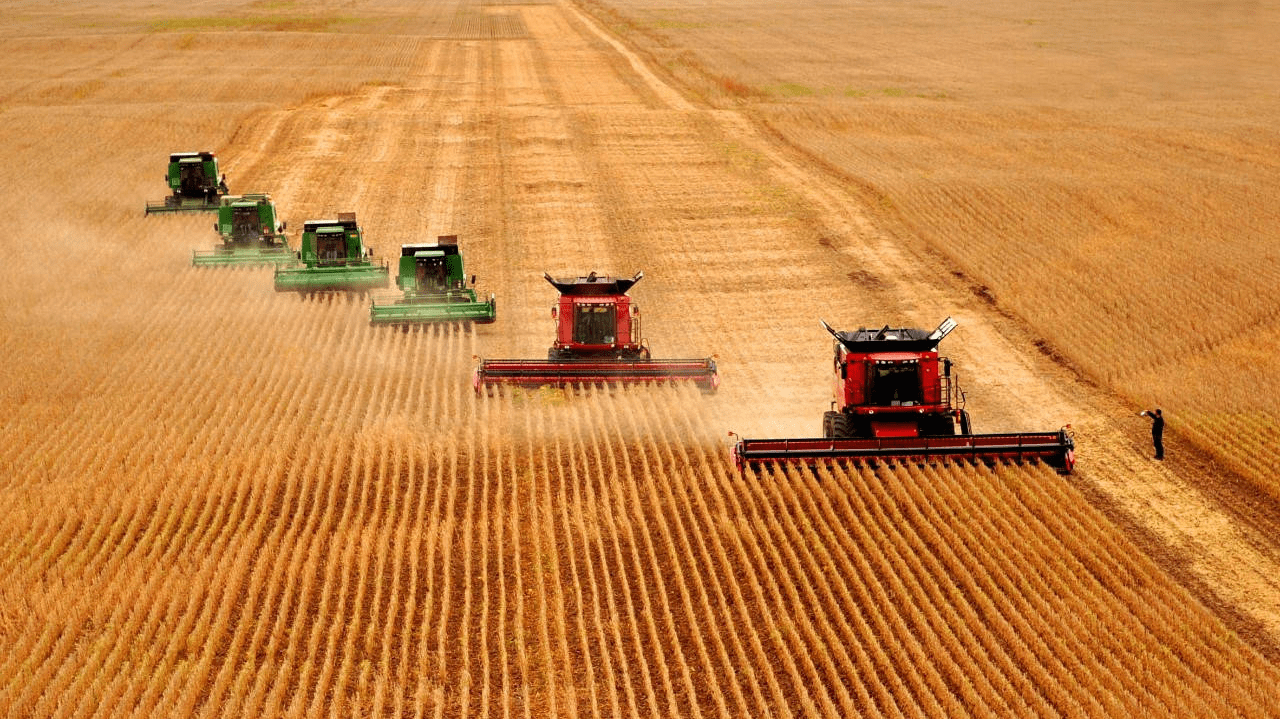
[732,318,1074,472]
[369,236,496,325]
[273,212,389,293]
[145,151,229,214]
[474,271,718,391]
[192,193,292,267]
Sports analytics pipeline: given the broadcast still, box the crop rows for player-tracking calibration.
[579,0,1280,500]
[2,261,1278,716]
[5,1,1280,715]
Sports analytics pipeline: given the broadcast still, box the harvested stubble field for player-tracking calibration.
[3,0,1280,716]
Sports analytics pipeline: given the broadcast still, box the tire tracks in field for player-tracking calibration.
[567,0,1280,653]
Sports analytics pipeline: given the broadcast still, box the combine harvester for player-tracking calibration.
[474,271,718,392]
[369,236,496,325]
[192,193,292,267]
[145,151,229,215]
[274,212,389,293]
[732,317,1074,473]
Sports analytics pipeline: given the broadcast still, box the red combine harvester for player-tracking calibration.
[474,271,719,392]
[732,317,1074,472]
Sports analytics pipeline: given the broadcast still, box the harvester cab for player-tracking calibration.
[473,270,718,392]
[145,151,229,214]
[191,193,292,267]
[732,317,1075,473]
[368,236,497,325]
[273,212,389,293]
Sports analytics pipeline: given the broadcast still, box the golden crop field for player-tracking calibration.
[4,0,1280,716]
[582,0,1280,501]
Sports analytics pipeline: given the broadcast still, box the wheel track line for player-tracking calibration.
[559,1,692,112]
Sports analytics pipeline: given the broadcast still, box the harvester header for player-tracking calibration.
[733,317,1075,473]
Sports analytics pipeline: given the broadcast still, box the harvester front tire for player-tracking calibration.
[822,411,840,438]
[959,409,972,436]
[831,413,851,439]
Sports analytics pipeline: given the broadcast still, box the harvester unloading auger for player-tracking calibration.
[273,212,389,293]
[474,271,718,392]
[192,193,292,267]
[145,151,229,215]
[732,318,1075,473]
[369,236,496,325]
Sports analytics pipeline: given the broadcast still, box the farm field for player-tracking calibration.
[3,0,1280,716]
[582,0,1280,499]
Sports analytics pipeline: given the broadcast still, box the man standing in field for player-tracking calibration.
[1140,408,1165,460]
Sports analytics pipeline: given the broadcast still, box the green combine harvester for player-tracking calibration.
[273,212,389,293]
[369,236,497,325]
[145,151,229,214]
[192,193,292,267]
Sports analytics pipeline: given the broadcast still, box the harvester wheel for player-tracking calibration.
[959,409,972,436]
[822,411,840,438]
[831,413,851,438]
